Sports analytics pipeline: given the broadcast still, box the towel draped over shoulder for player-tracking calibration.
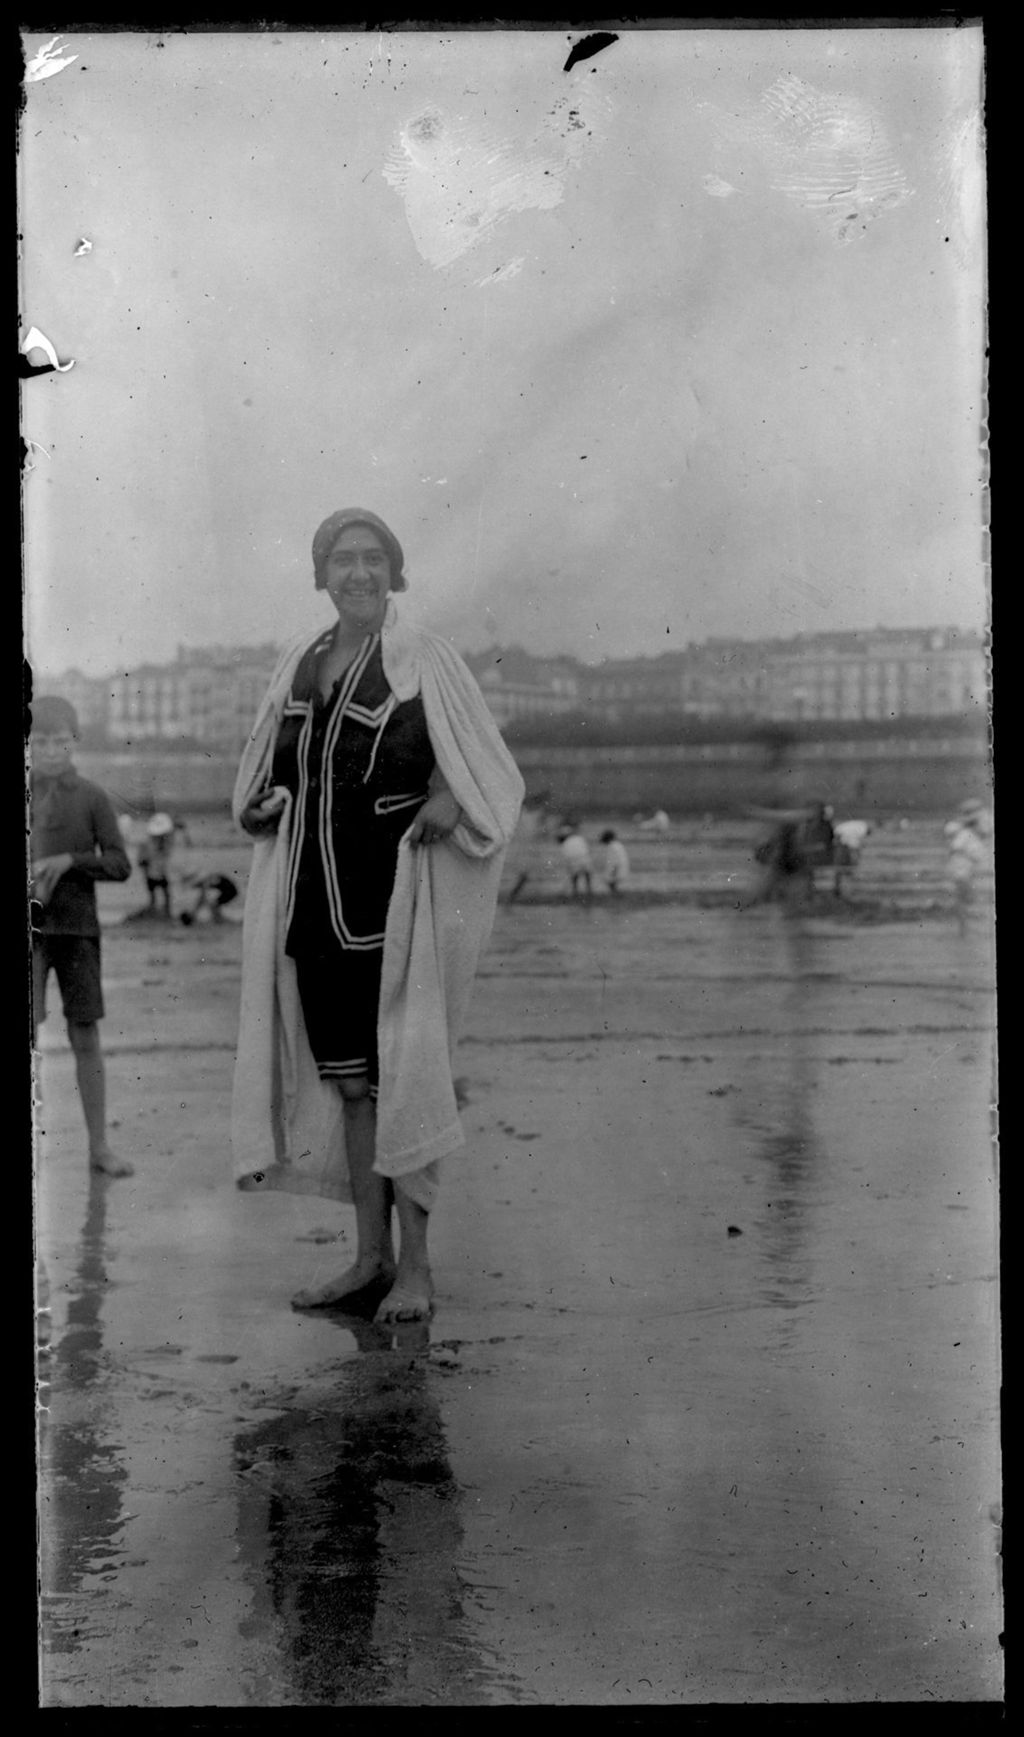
[231,599,524,1211]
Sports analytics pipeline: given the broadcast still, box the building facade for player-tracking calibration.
[575,626,986,726]
[760,627,987,722]
[578,641,770,720]
[40,624,988,747]
[463,646,581,727]
[103,644,280,751]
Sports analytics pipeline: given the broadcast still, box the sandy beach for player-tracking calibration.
[35,819,1000,1706]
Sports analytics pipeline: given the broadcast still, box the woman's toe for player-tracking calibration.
[375,1286,433,1323]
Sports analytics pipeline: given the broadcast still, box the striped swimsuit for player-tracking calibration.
[271,629,435,1088]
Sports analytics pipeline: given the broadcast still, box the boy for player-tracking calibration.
[179,870,239,926]
[832,817,872,898]
[136,811,176,916]
[29,694,133,1176]
[558,821,593,901]
[599,828,630,896]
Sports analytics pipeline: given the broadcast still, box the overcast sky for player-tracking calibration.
[21,24,986,678]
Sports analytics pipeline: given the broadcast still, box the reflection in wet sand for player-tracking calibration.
[38,1175,128,1664]
[731,908,823,1350]
[233,1315,510,1705]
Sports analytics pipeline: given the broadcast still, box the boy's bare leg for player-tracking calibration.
[292,1082,396,1308]
[67,1021,133,1176]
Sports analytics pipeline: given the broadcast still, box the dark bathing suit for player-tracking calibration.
[271,630,435,1091]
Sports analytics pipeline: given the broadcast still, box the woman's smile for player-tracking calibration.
[324,525,392,629]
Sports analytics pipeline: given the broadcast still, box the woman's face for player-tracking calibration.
[323,524,392,633]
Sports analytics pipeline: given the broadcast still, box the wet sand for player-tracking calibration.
[35,826,1000,1706]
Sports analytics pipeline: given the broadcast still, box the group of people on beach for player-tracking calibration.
[28,505,993,1327]
[745,796,991,918]
[505,802,632,905]
[118,809,239,926]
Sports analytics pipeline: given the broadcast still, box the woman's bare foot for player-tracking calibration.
[374,1268,434,1323]
[89,1148,134,1178]
[291,1258,396,1311]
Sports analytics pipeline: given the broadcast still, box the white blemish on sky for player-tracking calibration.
[20,326,75,371]
[476,258,525,287]
[938,108,985,271]
[383,106,561,267]
[708,72,912,243]
[25,36,79,81]
[383,85,607,269]
[24,440,52,471]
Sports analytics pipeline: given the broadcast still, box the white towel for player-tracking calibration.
[230,600,524,1209]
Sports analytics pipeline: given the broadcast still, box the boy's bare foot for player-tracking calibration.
[291,1258,396,1311]
[90,1150,134,1178]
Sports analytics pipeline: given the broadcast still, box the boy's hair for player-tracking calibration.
[31,694,80,738]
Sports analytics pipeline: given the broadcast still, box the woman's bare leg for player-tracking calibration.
[291,1079,396,1308]
[376,1185,434,1322]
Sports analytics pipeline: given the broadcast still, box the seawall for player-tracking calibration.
[78,734,991,818]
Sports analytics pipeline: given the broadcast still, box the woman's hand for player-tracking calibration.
[408,789,461,847]
[240,786,288,837]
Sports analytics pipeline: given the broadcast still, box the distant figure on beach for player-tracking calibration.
[558,822,593,900]
[180,871,239,926]
[944,799,990,936]
[600,828,630,897]
[831,818,872,897]
[136,812,176,917]
[29,694,133,1178]
[232,507,523,1325]
[747,801,835,907]
[504,789,552,905]
[637,808,670,833]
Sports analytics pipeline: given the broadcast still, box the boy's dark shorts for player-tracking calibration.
[32,935,105,1025]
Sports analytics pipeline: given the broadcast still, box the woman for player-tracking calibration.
[232,508,524,1322]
